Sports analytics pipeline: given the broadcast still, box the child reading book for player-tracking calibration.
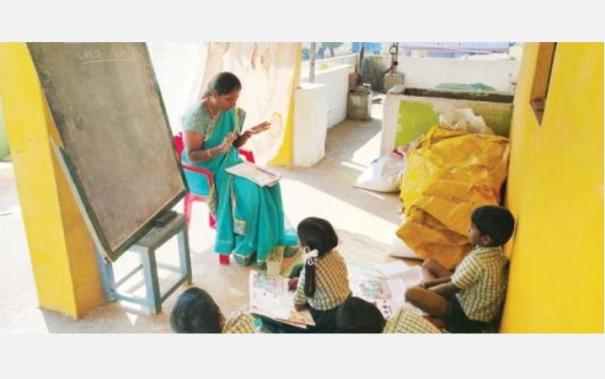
[291,217,352,333]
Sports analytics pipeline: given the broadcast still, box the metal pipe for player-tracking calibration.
[357,43,365,86]
[391,42,399,74]
[309,42,316,83]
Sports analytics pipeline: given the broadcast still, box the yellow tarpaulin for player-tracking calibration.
[397,126,510,269]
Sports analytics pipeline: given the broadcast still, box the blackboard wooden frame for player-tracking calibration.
[30,43,187,261]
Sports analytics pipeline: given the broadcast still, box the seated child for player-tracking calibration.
[291,217,352,333]
[334,296,441,333]
[170,287,256,333]
[405,205,515,333]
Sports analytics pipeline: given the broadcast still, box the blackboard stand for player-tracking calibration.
[97,213,191,314]
[52,139,191,313]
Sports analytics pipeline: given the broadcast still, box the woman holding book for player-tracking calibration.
[181,72,297,268]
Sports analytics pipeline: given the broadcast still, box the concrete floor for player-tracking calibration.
[0,100,408,333]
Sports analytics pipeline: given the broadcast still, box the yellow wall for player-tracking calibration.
[0,43,104,318]
[501,43,603,332]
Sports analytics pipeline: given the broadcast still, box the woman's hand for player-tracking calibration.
[248,121,271,135]
[219,132,237,153]
[234,122,270,148]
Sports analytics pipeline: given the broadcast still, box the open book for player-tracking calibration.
[348,260,424,319]
[350,276,422,319]
[226,161,281,187]
[248,271,315,329]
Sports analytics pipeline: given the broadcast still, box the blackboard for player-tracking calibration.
[28,43,186,261]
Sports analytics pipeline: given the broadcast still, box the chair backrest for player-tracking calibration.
[173,133,185,156]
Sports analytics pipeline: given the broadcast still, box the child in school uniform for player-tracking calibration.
[405,205,515,333]
[290,217,352,333]
[334,296,441,333]
[170,287,256,333]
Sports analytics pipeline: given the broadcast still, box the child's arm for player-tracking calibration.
[420,275,452,289]
[292,269,308,311]
[429,280,459,297]
[449,255,480,294]
[428,255,480,297]
[294,303,307,312]
[288,278,299,290]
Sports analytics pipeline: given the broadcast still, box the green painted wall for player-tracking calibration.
[396,101,439,146]
[395,98,513,147]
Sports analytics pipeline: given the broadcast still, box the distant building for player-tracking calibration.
[399,42,512,58]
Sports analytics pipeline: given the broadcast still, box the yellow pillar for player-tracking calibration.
[271,43,302,166]
[500,43,603,332]
[0,43,104,318]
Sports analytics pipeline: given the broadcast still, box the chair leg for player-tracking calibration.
[219,254,230,265]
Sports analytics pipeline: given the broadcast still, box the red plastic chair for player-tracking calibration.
[173,132,255,265]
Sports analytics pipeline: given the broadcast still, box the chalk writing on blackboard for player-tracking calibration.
[78,45,136,65]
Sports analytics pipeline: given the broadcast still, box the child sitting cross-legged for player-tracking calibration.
[405,205,515,333]
[290,217,352,333]
[334,296,441,333]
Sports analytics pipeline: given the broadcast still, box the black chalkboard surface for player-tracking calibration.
[28,43,186,261]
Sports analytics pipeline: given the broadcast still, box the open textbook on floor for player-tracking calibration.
[248,271,315,329]
[226,161,281,187]
[348,260,424,319]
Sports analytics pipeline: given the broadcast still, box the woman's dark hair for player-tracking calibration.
[335,297,386,333]
[297,217,338,298]
[170,287,222,333]
[471,205,515,246]
[204,71,242,98]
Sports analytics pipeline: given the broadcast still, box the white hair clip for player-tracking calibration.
[303,249,319,265]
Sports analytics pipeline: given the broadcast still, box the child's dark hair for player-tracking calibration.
[204,72,242,98]
[170,287,222,333]
[471,205,515,246]
[335,297,386,333]
[297,217,338,298]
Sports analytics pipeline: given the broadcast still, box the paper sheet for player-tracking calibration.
[226,161,281,187]
[376,261,424,282]
[348,260,425,319]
